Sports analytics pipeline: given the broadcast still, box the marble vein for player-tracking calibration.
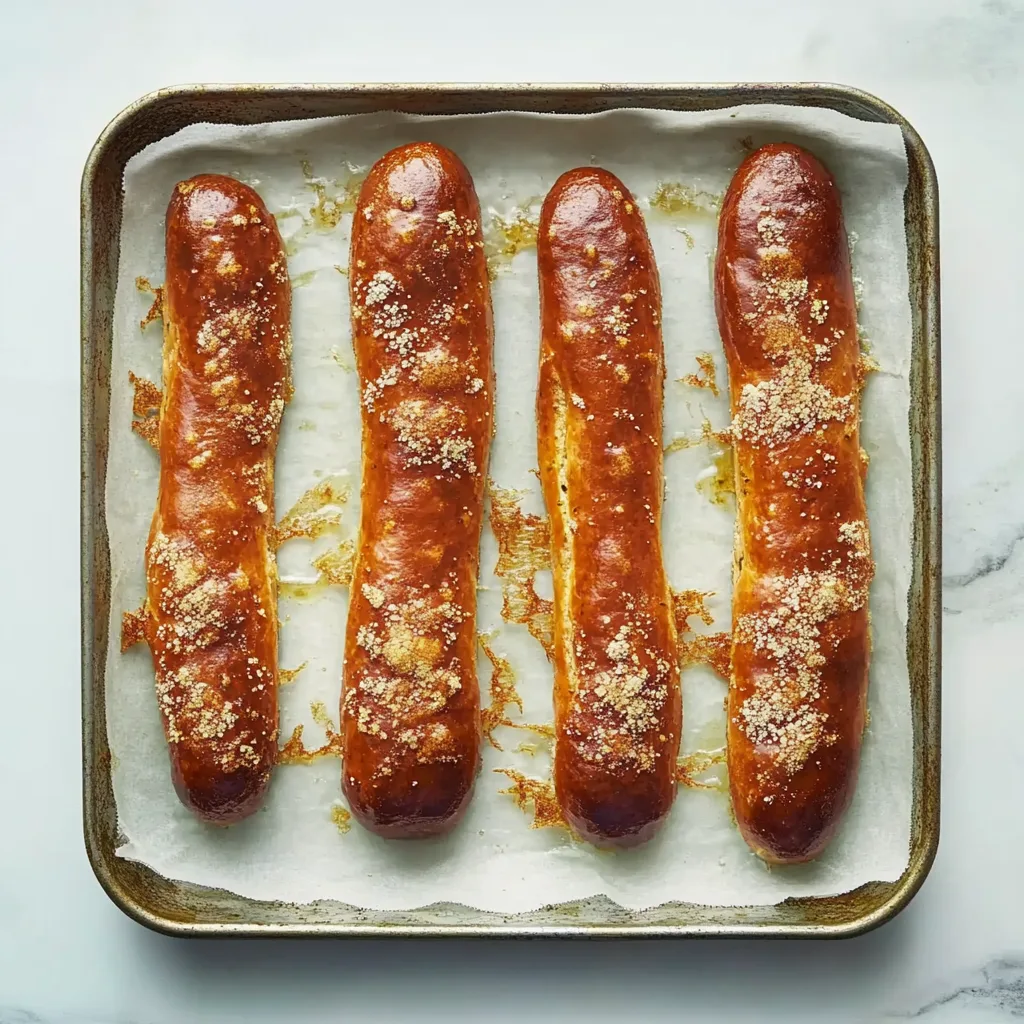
[0,1010,146,1024]
[897,957,1024,1018]
[943,524,1024,590]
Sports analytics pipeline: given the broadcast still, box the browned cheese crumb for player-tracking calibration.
[728,208,875,778]
[345,569,470,774]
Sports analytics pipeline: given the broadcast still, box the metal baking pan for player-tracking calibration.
[81,83,940,938]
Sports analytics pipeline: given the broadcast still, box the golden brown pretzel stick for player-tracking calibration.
[715,144,875,863]
[342,143,494,837]
[135,174,291,823]
[537,168,681,846]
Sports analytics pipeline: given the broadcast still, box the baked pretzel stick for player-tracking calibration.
[537,168,681,846]
[715,144,875,863]
[342,143,494,837]
[136,175,290,823]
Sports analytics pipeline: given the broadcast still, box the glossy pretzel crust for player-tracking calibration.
[715,144,875,863]
[142,174,291,824]
[342,143,494,837]
[537,168,681,847]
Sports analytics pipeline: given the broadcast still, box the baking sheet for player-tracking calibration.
[104,105,913,913]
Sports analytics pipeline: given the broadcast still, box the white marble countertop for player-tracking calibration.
[2,0,1022,1019]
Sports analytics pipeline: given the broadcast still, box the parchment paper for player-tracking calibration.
[105,106,913,912]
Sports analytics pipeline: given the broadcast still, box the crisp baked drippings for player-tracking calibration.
[278,541,355,603]
[300,159,364,230]
[496,769,568,831]
[129,371,161,418]
[681,632,732,679]
[128,372,161,448]
[487,483,554,656]
[330,803,352,833]
[671,588,714,629]
[278,700,345,765]
[312,540,356,586]
[135,275,164,330]
[649,181,722,218]
[696,448,736,507]
[120,604,149,652]
[279,662,308,685]
[679,352,719,396]
[484,208,539,279]
[671,589,731,678]
[479,634,524,749]
[274,477,350,546]
[675,748,727,789]
[665,418,732,455]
